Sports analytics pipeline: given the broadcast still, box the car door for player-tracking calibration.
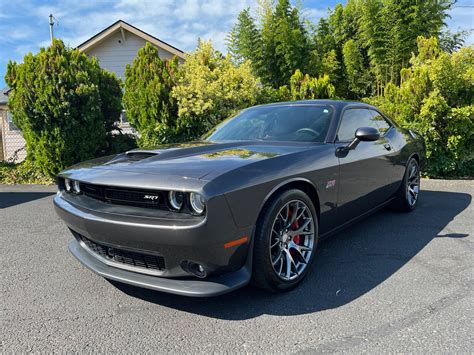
[367,109,404,196]
[335,108,394,223]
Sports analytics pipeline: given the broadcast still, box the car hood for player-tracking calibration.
[63,141,318,181]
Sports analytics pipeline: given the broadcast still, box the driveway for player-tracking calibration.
[1,180,473,352]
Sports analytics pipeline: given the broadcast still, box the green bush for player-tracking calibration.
[172,40,260,140]
[287,69,336,100]
[123,43,179,147]
[5,39,122,178]
[0,161,54,185]
[368,37,474,177]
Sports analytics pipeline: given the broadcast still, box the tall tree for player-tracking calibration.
[358,0,388,94]
[343,39,370,97]
[382,0,453,84]
[228,0,312,88]
[226,8,262,69]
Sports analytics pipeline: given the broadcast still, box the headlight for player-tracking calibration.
[168,191,184,210]
[189,192,206,215]
[72,180,81,194]
[64,178,72,192]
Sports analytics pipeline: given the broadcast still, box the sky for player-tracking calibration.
[0,0,473,87]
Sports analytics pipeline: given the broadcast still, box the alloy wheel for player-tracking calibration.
[406,162,420,206]
[269,200,315,281]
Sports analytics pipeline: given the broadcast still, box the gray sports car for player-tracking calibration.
[54,100,425,297]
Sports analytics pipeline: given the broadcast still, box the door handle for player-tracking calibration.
[383,143,392,151]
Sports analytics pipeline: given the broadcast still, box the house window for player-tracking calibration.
[7,111,19,131]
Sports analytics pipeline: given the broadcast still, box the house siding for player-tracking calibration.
[85,31,175,80]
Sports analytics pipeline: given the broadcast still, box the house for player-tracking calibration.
[0,20,185,163]
[77,20,186,80]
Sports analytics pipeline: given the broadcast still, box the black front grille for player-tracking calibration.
[81,183,104,200]
[77,233,166,272]
[80,183,166,209]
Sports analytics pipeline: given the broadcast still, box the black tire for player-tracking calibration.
[393,158,421,212]
[252,189,318,292]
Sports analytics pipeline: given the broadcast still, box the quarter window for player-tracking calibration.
[369,110,391,135]
[337,109,380,142]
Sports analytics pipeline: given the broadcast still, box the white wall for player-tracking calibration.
[85,30,175,80]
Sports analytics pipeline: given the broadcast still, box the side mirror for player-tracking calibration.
[347,127,380,150]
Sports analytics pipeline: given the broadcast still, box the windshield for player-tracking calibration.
[205,105,334,143]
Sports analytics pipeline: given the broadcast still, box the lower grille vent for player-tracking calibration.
[75,232,166,271]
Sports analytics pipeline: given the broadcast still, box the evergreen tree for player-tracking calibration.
[226,8,262,69]
[343,39,370,97]
[5,39,122,177]
[228,0,312,88]
[123,43,179,147]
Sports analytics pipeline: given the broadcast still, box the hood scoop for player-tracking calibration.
[125,151,159,161]
[104,151,158,165]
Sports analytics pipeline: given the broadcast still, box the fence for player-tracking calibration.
[0,109,136,164]
[0,108,26,163]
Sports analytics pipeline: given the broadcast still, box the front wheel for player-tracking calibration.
[252,189,318,292]
[393,158,421,212]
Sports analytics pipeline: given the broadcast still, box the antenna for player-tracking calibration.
[49,14,54,44]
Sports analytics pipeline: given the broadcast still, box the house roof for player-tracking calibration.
[0,87,10,105]
[76,20,186,60]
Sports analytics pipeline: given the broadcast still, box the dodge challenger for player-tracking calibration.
[54,100,425,297]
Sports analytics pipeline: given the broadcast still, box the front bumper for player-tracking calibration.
[68,239,251,297]
[54,192,254,296]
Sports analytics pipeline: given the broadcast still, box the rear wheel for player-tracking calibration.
[252,189,318,292]
[393,158,420,212]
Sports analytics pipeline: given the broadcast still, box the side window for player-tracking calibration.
[369,110,391,135]
[337,109,379,142]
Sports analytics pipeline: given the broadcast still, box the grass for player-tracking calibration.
[0,161,54,185]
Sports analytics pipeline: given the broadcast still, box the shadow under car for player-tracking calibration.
[107,189,470,319]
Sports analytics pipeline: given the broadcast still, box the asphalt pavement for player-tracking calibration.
[1,179,473,352]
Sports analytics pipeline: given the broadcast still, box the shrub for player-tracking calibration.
[123,43,179,147]
[287,69,336,100]
[172,41,260,140]
[368,37,474,177]
[5,39,122,177]
[0,161,54,185]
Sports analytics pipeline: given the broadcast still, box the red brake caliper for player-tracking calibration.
[289,210,300,258]
[292,219,300,245]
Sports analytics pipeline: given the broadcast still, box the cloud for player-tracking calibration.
[174,0,201,20]
[2,25,36,41]
[103,0,249,53]
[1,0,473,87]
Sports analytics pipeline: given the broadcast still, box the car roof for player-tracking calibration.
[254,99,375,109]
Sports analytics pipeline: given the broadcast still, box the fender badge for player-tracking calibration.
[326,180,336,189]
